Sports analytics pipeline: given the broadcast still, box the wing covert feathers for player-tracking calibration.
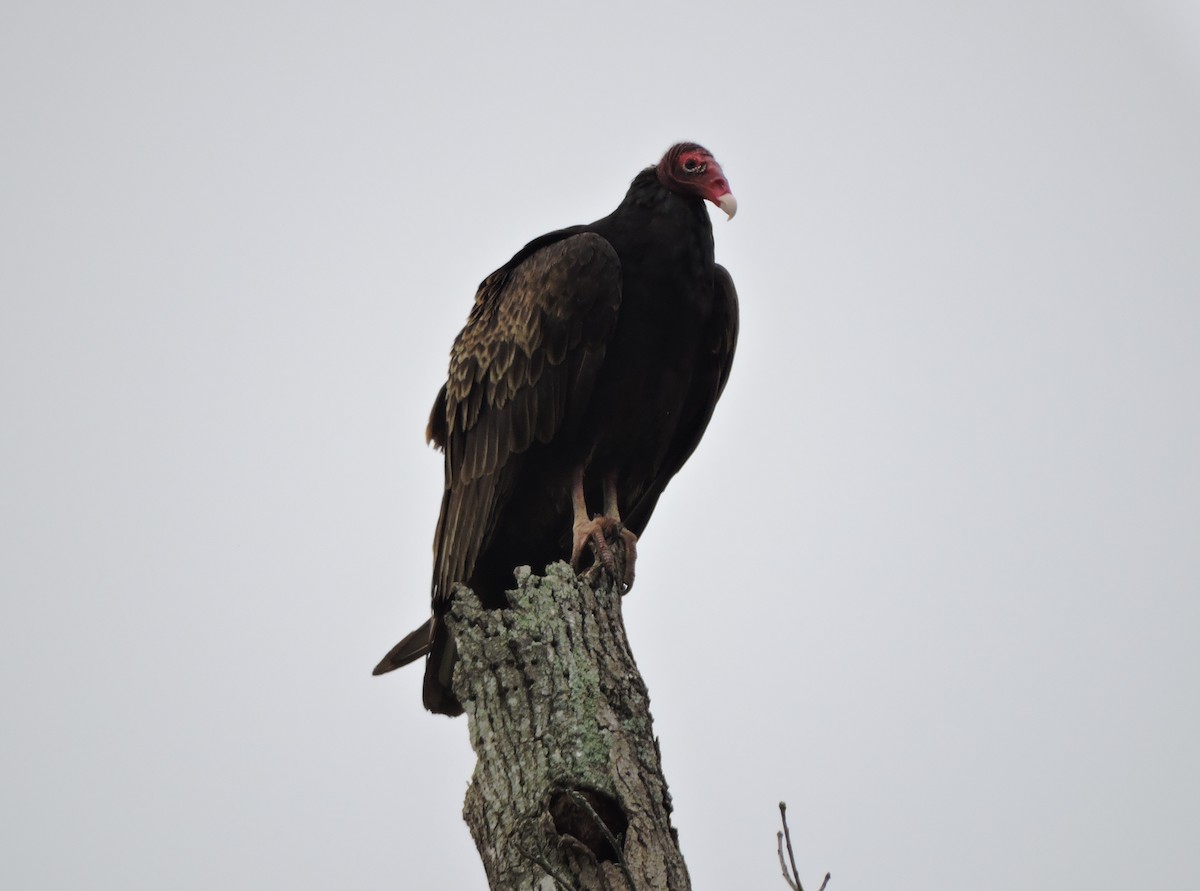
[432,232,622,605]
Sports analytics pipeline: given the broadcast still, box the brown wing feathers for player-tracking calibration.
[432,233,621,605]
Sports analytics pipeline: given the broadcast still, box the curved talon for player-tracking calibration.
[618,526,637,590]
[572,516,617,570]
[571,515,639,591]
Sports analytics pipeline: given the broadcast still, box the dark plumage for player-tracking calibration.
[374,143,739,715]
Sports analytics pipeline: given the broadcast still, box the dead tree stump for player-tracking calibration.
[446,561,691,890]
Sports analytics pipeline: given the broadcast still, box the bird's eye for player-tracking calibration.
[682,157,706,175]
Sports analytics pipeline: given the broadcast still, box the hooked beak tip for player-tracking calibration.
[717,192,738,220]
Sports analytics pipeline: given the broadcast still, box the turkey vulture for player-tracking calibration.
[374,142,739,715]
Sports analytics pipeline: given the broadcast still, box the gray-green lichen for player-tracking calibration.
[446,561,690,890]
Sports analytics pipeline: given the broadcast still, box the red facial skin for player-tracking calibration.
[655,142,736,216]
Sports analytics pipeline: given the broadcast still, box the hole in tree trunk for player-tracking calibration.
[549,786,628,863]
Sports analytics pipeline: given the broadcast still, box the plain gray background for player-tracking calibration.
[3,1,1198,888]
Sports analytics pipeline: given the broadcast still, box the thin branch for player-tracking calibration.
[515,841,577,891]
[779,802,803,891]
[566,790,637,891]
[777,801,830,891]
[777,830,799,890]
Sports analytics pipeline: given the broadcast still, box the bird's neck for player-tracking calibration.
[602,170,714,263]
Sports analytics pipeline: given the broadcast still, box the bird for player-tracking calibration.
[374,142,739,715]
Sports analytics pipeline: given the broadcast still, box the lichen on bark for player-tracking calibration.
[447,561,691,890]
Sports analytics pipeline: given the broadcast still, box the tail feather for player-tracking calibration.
[422,630,463,716]
[374,615,465,717]
[372,618,433,675]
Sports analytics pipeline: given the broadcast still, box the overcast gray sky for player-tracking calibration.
[3,1,1199,888]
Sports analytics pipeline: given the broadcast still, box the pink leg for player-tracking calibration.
[569,467,638,591]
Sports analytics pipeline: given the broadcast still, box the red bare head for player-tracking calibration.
[655,143,737,219]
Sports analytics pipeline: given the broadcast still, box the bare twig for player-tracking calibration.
[777,801,829,891]
[777,830,799,890]
[515,841,577,890]
[566,790,637,891]
[779,802,803,891]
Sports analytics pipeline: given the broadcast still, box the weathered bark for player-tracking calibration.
[446,561,690,891]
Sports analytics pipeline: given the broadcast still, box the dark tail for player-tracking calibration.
[372,618,433,674]
[373,617,464,717]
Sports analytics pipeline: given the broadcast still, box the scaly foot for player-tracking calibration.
[571,516,638,591]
